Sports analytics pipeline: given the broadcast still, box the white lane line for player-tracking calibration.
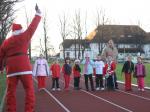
[33,78,71,112]
[117,81,150,90]
[60,80,133,112]
[80,77,150,101]
[82,90,133,112]
[116,89,150,101]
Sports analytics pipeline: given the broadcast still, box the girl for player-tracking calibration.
[82,53,94,91]
[50,59,61,91]
[73,59,81,90]
[94,55,105,90]
[134,56,146,91]
[33,54,50,91]
[122,55,134,91]
[62,57,72,90]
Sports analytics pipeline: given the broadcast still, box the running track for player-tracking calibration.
[3,76,150,112]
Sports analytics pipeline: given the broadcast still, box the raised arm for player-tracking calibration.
[23,4,42,41]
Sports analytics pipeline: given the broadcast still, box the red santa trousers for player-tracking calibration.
[125,73,132,91]
[137,77,145,89]
[64,74,70,89]
[6,75,35,112]
[37,76,46,89]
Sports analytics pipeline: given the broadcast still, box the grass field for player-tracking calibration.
[0,74,6,104]
[116,63,150,87]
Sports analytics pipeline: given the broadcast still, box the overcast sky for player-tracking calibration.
[12,0,150,56]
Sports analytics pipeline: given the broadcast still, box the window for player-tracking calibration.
[66,52,70,57]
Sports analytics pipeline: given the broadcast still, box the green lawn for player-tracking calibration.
[116,63,150,87]
[0,74,6,104]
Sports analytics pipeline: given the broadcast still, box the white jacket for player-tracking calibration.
[32,58,50,76]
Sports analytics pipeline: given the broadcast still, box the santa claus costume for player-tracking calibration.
[33,54,50,91]
[0,5,41,112]
[104,56,116,90]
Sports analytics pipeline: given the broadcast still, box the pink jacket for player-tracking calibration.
[134,63,146,77]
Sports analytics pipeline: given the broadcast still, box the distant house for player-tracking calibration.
[60,25,150,59]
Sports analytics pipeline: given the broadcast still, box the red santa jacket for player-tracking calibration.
[50,63,61,78]
[0,14,41,77]
[103,61,116,76]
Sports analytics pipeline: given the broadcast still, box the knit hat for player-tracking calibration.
[12,23,24,35]
[85,53,90,58]
[74,59,80,63]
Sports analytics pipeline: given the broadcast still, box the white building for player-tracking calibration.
[60,25,150,59]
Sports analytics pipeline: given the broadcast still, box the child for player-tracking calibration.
[122,55,134,91]
[82,53,94,91]
[104,56,116,90]
[50,59,61,91]
[134,56,146,91]
[73,59,81,90]
[33,54,50,91]
[94,55,105,90]
[62,57,72,90]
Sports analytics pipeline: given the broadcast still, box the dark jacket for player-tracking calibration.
[122,61,134,74]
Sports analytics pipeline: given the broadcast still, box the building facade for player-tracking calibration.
[60,25,150,59]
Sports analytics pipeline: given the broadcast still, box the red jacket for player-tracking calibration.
[50,63,61,78]
[73,66,81,77]
[0,15,41,77]
[103,61,116,76]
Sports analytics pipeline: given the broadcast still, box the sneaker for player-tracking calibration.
[101,88,105,90]
[96,87,100,91]
[52,88,55,91]
[141,89,145,91]
[57,88,61,91]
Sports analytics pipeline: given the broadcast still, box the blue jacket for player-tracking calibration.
[81,60,94,75]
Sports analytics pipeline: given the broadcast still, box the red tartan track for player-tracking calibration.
[3,75,150,112]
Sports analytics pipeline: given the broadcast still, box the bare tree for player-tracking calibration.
[95,8,109,54]
[24,6,32,60]
[72,10,83,59]
[43,12,49,60]
[0,0,23,45]
[59,12,70,59]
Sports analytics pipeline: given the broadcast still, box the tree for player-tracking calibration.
[72,10,83,59]
[95,8,109,54]
[0,0,23,45]
[59,13,70,59]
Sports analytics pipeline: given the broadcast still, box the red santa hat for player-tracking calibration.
[12,23,24,35]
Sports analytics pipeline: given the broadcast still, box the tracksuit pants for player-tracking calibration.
[37,76,46,89]
[95,74,104,88]
[125,73,132,91]
[137,77,145,89]
[84,74,94,91]
[74,77,80,89]
[52,77,60,89]
[64,74,70,89]
[6,75,35,112]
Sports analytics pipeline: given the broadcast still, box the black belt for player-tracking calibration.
[7,53,27,58]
